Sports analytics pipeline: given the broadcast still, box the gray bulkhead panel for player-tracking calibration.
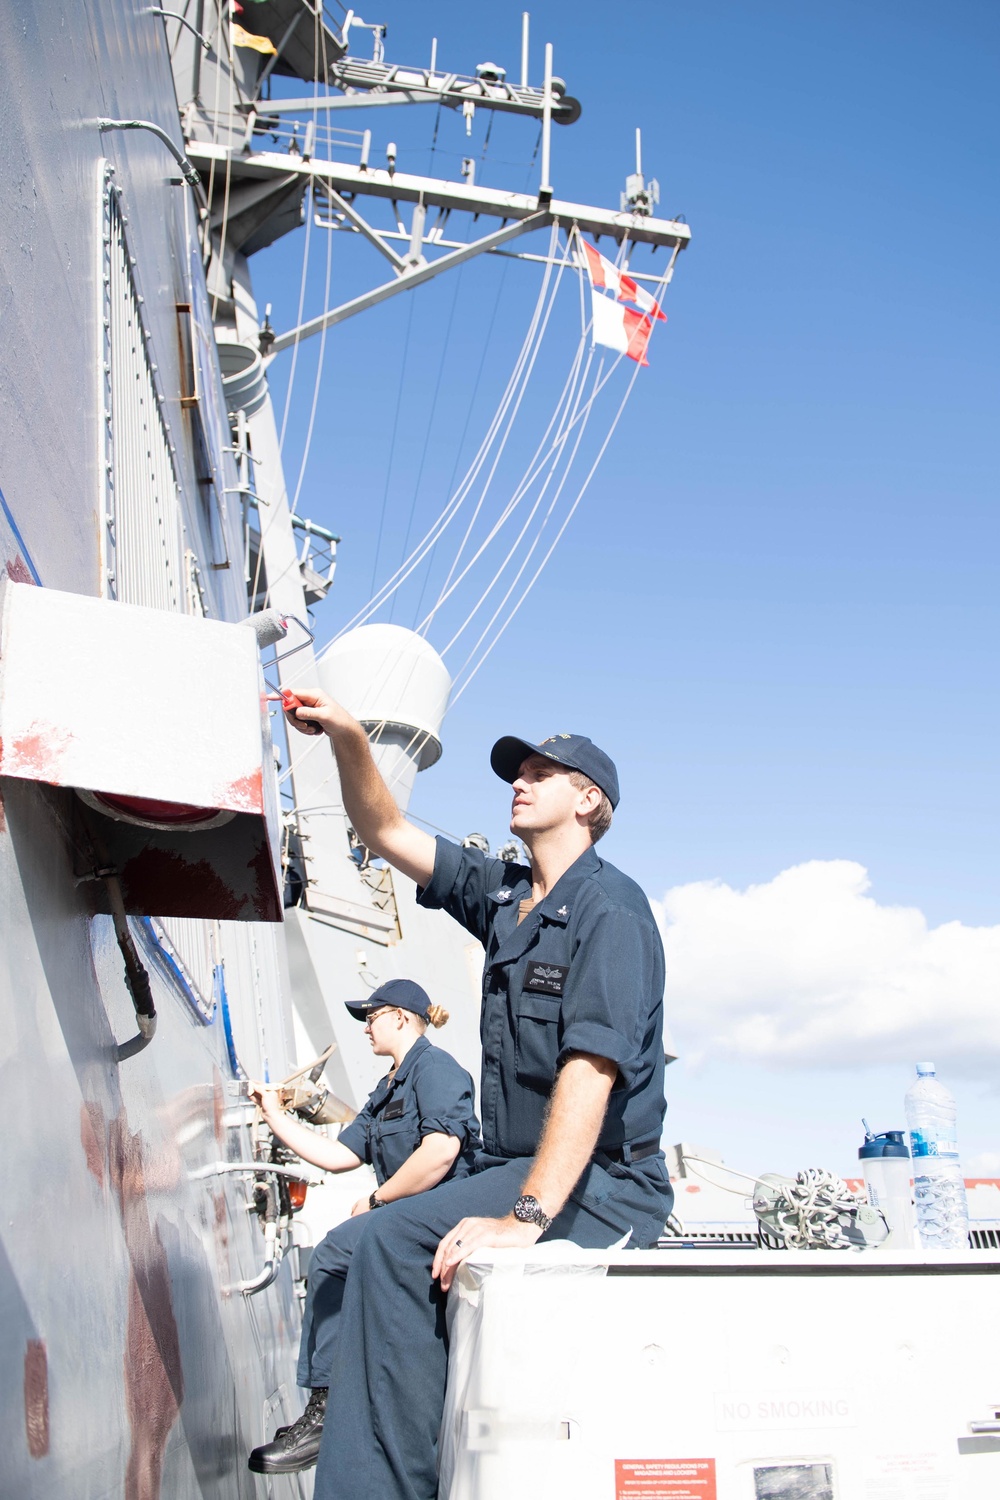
[0,2,302,1493]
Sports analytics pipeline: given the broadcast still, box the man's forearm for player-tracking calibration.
[518,1053,616,1219]
[430,1056,616,1291]
[328,717,404,858]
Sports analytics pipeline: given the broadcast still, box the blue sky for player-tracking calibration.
[257,1,999,1176]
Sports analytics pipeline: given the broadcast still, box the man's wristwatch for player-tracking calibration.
[513,1194,552,1233]
[369,1192,386,1209]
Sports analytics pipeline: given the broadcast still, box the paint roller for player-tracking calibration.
[242,610,323,736]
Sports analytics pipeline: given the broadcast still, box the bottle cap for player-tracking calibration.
[859,1128,910,1161]
[915,1061,936,1076]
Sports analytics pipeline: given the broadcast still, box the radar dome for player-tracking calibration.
[319,625,451,814]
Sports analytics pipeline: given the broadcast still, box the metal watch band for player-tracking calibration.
[513,1193,552,1232]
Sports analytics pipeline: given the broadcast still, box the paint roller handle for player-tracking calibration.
[267,690,324,736]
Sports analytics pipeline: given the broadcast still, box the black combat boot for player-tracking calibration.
[248,1386,328,1474]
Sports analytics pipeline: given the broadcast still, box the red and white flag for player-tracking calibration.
[577,238,666,321]
[590,291,654,366]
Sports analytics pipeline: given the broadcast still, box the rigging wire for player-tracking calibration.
[418,228,572,631]
[277,298,587,811]
[414,302,645,642]
[445,246,678,703]
[337,246,556,639]
[281,0,340,534]
[274,249,674,801]
[418,318,589,638]
[296,228,561,659]
[287,176,335,520]
[369,293,417,594]
[271,252,569,804]
[250,10,330,609]
[411,263,508,625]
[278,235,675,792]
[202,3,226,276]
[277,0,326,458]
[275,194,317,456]
[208,12,236,321]
[428,101,442,169]
[284,227,627,691]
[439,342,596,659]
[389,269,464,623]
[479,110,495,169]
[449,347,645,704]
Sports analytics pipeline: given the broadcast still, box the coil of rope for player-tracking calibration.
[754,1169,868,1250]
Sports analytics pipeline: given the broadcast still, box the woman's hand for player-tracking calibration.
[248,1081,285,1123]
[350,1196,372,1217]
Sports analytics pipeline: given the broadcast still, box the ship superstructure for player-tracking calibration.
[0,3,685,1495]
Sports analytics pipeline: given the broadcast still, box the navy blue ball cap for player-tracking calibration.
[345,978,431,1023]
[490,732,620,810]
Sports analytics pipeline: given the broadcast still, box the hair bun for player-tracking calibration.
[426,1003,449,1028]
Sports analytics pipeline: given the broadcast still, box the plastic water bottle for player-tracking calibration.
[904,1062,969,1249]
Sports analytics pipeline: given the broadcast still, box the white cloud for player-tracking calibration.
[652,861,1000,1073]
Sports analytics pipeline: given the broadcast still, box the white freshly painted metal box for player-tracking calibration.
[441,1247,1000,1500]
[0,579,282,920]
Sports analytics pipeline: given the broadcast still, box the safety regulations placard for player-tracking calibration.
[615,1459,717,1499]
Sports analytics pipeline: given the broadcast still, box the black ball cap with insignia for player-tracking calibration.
[344,977,432,1022]
[490,732,620,810]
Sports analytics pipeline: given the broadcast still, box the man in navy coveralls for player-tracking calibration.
[283,689,673,1500]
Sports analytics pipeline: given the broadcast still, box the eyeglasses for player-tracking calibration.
[364,1007,397,1030]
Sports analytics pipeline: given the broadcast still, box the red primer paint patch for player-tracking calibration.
[124,1260,182,1500]
[3,721,75,785]
[106,1111,184,1499]
[6,555,35,585]
[80,1100,107,1187]
[24,1339,49,1458]
[211,1189,231,1287]
[212,1068,226,1150]
[223,767,263,813]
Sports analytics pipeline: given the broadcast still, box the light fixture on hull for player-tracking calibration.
[0,579,283,921]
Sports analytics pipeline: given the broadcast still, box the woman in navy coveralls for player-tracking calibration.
[246,978,481,1477]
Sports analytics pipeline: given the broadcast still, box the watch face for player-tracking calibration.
[514,1195,538,1224]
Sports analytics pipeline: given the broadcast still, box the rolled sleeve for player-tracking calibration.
[411,1057,479,1148]
[558,906,660,1090]
[337,1102,373,1164]
[416,836,506,946]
